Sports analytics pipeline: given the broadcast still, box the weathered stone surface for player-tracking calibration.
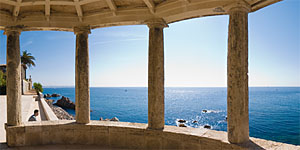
[147,19,167,130]
[145,129,163,149]
[74,26,90,124]
[54,96,75,110]
[162,132,183,149]
[126,128,145,149]
[25,126,42,146]
[227,2,250,144]
[200,138,221,150]
[109,127,127,148]
[6,125,25,146]
[5,27,22,126]
[5,121,300,149]
[90,125,109,147]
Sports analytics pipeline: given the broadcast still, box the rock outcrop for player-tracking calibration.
[54,96,75,110]
[45,99,74,120]
[177,119,186,123]
[99,117,120,122]
[179,123,187,127]
[204,125,211,129]
[44,94,51,98]
[51,93,61,97]
[110,117,119,121]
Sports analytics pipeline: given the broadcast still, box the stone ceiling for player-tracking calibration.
[0,0,281,31]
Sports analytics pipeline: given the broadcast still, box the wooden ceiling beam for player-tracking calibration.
[1,0,17,6]
[50,1,74,6]
[13,0,22,17]
[74,0,83,22]
[105,0,117,16]
[45,0,50,21]
[182,0,190,3]
[79,0,100,5]
[143,0,155,14]
[20,1,73,6]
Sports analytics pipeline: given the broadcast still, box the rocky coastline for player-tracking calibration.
[45,99,74,120]
[44,93,120,122]
[54,96,75,110]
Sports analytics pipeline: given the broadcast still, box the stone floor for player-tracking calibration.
[0,144,137,150]
[0,96,7,143]
[23,89,37,95]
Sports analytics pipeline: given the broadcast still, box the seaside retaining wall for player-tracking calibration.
[22,80,29,94]
[5,120,299,149]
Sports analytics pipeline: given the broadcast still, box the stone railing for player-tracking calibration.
[5,120,299,149]
[39,98,58,121]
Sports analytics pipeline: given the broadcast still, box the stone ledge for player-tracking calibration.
[6,120,300,149]
[40,98,59,121]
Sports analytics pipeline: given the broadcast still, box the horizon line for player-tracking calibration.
[43,86,300,88]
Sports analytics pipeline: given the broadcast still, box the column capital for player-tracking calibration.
[145,18,168,28]
[73,26,91,35]
[225,0,251,13]
[3,26,23,35]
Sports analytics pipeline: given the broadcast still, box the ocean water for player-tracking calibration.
[43,87,300,145]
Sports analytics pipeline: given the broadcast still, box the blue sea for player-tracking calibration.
[43,87,300,145]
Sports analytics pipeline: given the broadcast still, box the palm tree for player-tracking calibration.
[21,50,36,79]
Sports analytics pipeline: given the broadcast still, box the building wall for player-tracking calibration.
[1,65,30,94]
[22,80,29,94]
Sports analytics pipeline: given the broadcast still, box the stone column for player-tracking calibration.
[227,1,250,144]
[146,19,168,130]
[74,26,91,124]
[4,27,22,126]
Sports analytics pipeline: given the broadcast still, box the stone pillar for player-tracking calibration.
[146,19,168,130]
[74,26,91,124]
[227,1,250,144]
[4,27,22,126]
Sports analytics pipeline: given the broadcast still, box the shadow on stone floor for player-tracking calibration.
[0,143,137,150]
[242,140,266,150]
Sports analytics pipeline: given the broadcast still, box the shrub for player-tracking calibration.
[33,82,43,93]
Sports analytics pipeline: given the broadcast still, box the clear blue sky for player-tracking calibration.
[0,0,299,87]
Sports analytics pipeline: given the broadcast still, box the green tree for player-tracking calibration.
[0,71,6,95]
[21,50,36,79]
[33,82,43,94]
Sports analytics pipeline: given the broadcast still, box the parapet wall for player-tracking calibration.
[39,98,59,121]
[5,120,299,149]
